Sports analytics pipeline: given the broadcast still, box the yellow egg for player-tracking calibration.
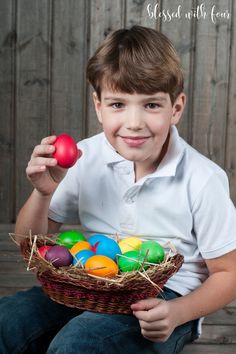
[118,237,142,254]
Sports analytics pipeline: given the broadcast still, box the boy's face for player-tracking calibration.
[93,89,185,174]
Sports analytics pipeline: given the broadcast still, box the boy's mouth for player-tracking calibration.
[121,136,150,147]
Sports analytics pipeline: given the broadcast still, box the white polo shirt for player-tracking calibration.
[49,126,236,296]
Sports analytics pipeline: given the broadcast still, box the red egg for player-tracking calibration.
[53,134,82,168]
[38,245,52,258]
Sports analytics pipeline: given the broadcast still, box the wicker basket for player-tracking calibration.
[19,234,184,314]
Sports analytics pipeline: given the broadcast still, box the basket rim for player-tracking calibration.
[17,233,184,292]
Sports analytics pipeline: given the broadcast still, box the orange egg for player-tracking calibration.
[70,241,92,256]
[85,255,118,278]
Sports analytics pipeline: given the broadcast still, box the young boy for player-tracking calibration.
[1,25,236,354]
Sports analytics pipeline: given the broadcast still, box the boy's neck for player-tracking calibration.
[134,133,170,182]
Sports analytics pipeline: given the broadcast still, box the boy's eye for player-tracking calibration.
[111,102,123,109]
[146,103,160,109]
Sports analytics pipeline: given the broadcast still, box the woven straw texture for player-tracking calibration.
[19,234,184,314]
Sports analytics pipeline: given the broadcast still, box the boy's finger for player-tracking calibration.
[26,165,47,177]
[40,135,57,145]
[28,157,57,167]
[131,298,160,311]
[133,307,165,322]
[32,144,55,157]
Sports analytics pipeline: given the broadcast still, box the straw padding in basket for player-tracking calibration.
[19,234,184,314]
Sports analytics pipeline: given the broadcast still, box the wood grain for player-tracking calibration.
[15,0,52,214]
[191,0,231,167]
[86,0,124,137]
[225,0,236,201]
[161,0,195,142]
[50,0,88,139]
[0,0,235,221]
[182,344,236,354]
[0,0,16,222]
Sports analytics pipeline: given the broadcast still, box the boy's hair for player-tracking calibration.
[86,25,184,105]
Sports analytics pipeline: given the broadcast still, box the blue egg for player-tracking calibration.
[88,234,109,247]
[95,238,121,261]
[73,250,94,266]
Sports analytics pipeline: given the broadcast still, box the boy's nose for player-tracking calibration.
[125,109,143,130]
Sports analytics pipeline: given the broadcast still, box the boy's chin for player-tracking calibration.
[118,150,147,162]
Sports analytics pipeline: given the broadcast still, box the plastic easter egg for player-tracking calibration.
[70,241,92,256]
[119,237,142,253]
[139,241,165,264]
[85,255,118,278]
[53,134,82,168]
[73,250,94,266]
[56,230,86,249]
[45,245,73,268]
[88,234,109,247]
[94,238,121,261]
[117,250,146,272]
[38,245,52,258]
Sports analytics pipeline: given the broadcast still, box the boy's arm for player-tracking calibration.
[172,249,236,324]
[14,135,69,242]
[131,249,236,342]
[15,188,62,242]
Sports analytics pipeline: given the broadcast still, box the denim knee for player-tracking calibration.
[47,311,151,354]
[0,287,81,354]
[46,288,197,354]
[0,289,39,354]
[47,314,106,354]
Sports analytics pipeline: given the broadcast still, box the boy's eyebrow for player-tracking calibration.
[141,96,167,103]
[103,96,167,102]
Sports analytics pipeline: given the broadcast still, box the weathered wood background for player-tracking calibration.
[0,0,235,223]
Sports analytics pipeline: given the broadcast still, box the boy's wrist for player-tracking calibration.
[169,297,189,327]
[33,188,54,200]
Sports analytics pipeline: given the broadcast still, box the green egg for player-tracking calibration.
[56,230,86,249]
[118,250,147,272]
[139,241,165,263]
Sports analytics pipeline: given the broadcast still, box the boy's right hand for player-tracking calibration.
[26,136,68,197]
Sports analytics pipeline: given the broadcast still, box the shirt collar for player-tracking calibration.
[102,135,127,165]
[102,126,185,177]
[151,125,185,178]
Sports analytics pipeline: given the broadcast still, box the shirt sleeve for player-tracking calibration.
[48,164,80,224]
[192,170,236,259]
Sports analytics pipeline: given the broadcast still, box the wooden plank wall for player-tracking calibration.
[0,0,235,223]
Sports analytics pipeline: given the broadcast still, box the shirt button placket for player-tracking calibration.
[120,189,138,233]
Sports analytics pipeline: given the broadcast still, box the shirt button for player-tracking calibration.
[126,198,134,204]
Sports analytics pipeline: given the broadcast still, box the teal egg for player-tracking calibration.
[88,234,109,247]
[94,238,121,261]
[73,250,94,266]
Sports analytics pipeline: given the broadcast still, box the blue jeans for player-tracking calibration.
[0,286,198,354]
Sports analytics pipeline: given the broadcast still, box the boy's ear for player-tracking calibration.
[171,93,186,125]
[92,92,103,124]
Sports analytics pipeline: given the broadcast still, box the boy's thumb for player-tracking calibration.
[131,298,160,311]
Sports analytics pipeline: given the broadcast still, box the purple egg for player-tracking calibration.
[45,245,73,268]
